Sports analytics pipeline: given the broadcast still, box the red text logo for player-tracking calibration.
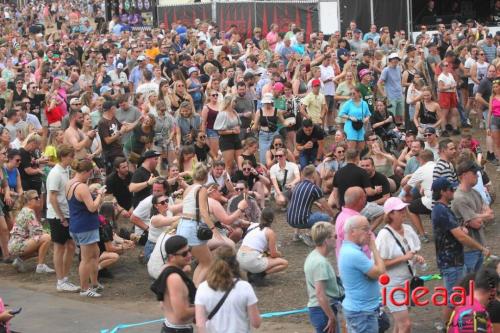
[379,274,474,307]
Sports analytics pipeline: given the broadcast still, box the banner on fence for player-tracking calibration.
[217,2,255,39]
[157,3,212,29]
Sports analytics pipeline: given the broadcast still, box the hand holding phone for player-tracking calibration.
[9,307,22,316]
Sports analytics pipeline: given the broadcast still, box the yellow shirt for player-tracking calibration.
[44,145,59,163]
[301,92,326,124]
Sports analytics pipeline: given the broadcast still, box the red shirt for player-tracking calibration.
[45,104,63,124]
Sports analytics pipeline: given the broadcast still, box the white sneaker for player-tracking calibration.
[292,233,300,242]
[57,281,80,293]
[12,258,26,273]
[36,264,55,274]
[80,288,102,298]
[93,282,104,292]
[298,233,315,247]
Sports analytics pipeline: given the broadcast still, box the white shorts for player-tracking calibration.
[237,250,268,274]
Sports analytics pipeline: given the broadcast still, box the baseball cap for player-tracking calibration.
[164,235,188,255]
[406,45,416,52]
[431,177,458,192]
[359,69,371,78]
[456,160,481,176]
[137,55,146,61]
[70,98,80,105]
[388,52,401,61]
[116,63,124,69]
[143,150,161,160]
[383,197,408,214]
[273,82,284,92]
[188,67,199,76]
[424,127,436,134]
[487,33,493,39]
[261,93,274,104]
[353,28,362,34]
[311,79,321,87]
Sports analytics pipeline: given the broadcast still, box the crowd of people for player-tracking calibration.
[0,0,500,332]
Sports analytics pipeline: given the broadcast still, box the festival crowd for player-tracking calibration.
[0,0,500,332]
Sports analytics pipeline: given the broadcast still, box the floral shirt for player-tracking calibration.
[10,207,43,243]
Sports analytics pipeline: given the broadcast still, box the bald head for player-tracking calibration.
[344,215,370,245]
[344,186,366,211]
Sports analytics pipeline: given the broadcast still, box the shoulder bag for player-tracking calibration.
[383,227,424,293]
[207,279,239,320]
[351,103,365,131]
[195,186,213,241]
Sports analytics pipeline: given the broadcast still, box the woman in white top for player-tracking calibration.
[269,148,301,207]
[437,61,460,136]
[176,163,222,286]
[237,208,288,281]
[195,245,261,333]
[375,197,425,333]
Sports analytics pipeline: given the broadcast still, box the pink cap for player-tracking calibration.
[311,79,321,87]
[273,82,284,92]
[383,197,408,214]
[359,69,371,78]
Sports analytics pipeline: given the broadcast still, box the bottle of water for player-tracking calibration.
[417,262,428,272]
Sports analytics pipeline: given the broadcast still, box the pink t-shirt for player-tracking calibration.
[0,297,10,332]
[491,97,500,117]
[447,298,493,333]
[335,207,371,259]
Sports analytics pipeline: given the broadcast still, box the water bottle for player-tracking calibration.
[418,262,428,272]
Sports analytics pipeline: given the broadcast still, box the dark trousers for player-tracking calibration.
[161,324,193,333]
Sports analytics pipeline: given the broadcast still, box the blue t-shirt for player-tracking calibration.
[380,66,403,100]
[338,240,380,312]
[431,202,464,269]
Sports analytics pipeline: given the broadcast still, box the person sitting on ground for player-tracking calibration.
[9,190,54,274]
[226,181,261,241]
[206,160,235,204]
[295,119,325,169]
[287,165,336,246]
[269,148,301,208]
[358,157,389,231]
[237,207,288,285]
[265,135,295,169]
[231,161,270,208]
[316,143,346,194]
[96,201,135,279]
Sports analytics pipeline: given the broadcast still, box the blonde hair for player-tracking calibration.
[221,94,237,111]
[22,133,41,148]
[206,246,240,291]
[311,222,334,246]
[192,162,208,182]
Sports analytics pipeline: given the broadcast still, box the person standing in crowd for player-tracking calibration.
[378,53,404,125]
[151,235,196,333]
[304,222,343,333]
[214,95,243,173]
[451,160,494,273]
[433,138,458,183]
[287,165,336,246]
[339,215,385,333]
[338,86,371,151]
[431,177,490,324]
[301,79,328,127]
[319,54,337,134]
[66,159,106,298]
[195,245,261,333]
[487,78,500,170]
[46,144,79,292]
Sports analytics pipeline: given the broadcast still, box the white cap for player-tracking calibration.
[388,52,401,61]
[137,55,146,61]
[116,63,124,69]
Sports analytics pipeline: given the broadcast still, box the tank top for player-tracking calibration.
[259,108,278,130]
[419,102,438,125]
[172,93,188,112]
[241,153,258,168]
[298,80,307,95]
[67,182,99,234]
[182,184,202,216]
[4,167,17,190]
[492,97,500,117]
[241,223,268,252]
[476,62,489,86]
[206,105,218,130]
[188,80,202,103]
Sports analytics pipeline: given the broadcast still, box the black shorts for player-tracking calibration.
[468,83,475,96]
[408,198,431,215]
[219,134,243,152]
[48,218,72,245]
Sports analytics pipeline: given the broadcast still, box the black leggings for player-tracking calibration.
[161,324,193,333]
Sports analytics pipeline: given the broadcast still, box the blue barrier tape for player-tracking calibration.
[100,273,442,332]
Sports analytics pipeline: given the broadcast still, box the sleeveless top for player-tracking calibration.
[476,62,489,84]
[67,182,99,234]
[188,80,203,103]
[182,184,202,216]
[419,102,438,125]
[172,93,188,112]
[259,108,278,130]
[4,167,17,190]
[241,153,258,168]
[298,80,308,95]
[492,97,500,117]
[241,223,268,253]
[206,105,218,130]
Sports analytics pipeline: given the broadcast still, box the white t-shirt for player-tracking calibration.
[464,57,476,85]
[375,224,421,286]
[147,231,172,279]
[320,64,335,96]
[148,209,174,243]
[437,72,456,91]
[136,82,159,96]
[46,164,70,219]
[407,161,436,210]
[269,161,300,188]
[132,194,153,235]
[195,279,258,333]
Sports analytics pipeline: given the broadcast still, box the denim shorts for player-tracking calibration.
[490,115,500,130]
[176,218,208,246]
[70,229,100,246]
[308,303,340,333]
[206,128,219,138]
[344,309,379,333]
[441,265,465,307]
[385,286,408,313]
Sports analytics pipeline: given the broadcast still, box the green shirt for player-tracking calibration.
[357,83,374,113]
[304,249,341,307]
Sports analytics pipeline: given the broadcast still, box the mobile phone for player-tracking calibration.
[9,307,22,315]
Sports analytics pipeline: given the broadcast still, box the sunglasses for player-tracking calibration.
[479,53,485,56]
[367,137,377,141]
[350,53,357,56]
[31,196,40,200]
[235,187,245,192]
[242,168,251,171]
[275,154,284,158]
[424,133,434,137]
[274,143,283,147]
[14,159,21,162]
[211,94,218,97]
[198,135,206,139]
[174,247,191,257]
[157,199,168,205]
[336,150,345,153]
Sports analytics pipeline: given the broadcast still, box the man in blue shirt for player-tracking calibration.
[339,215,385,333]
[378,53,404,125]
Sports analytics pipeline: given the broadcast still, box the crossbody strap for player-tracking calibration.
[195,185,201,223]
[383,227,415,276]
[279,168,288,192]
[207,279,239,320]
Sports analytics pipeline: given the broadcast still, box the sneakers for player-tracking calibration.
[80,288,102,298]
[420,234,430,244]
[36,264,55,274]
[490,158,500,167]
[1,257,14,264]
[12,258,26,273]
[57,281,80,293]
[93,282,104,292]
[298,233,315,247]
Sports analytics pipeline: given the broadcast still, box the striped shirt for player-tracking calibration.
[432,159,458,183]
[287,180,323,227]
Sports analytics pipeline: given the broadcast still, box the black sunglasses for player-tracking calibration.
[158,199,168,205]
[235,187,245,192]
[174,247,191,257]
